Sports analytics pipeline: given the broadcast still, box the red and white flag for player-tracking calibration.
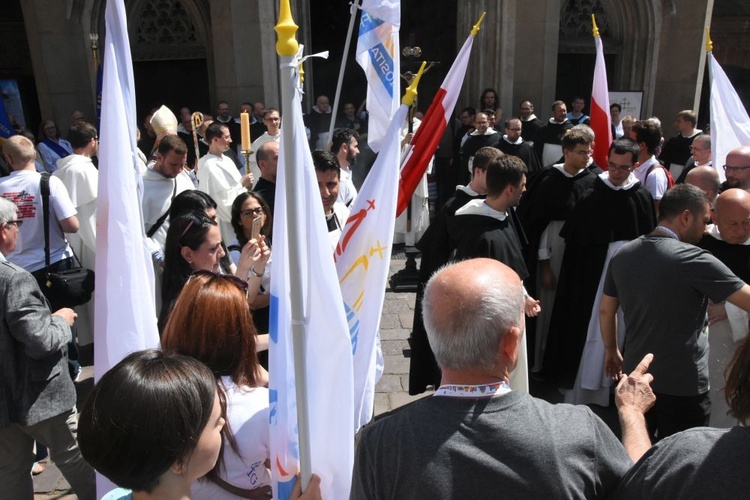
[590,15,612,169]
[396,30,477,216]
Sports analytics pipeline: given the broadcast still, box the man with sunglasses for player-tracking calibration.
[543,138,655,399]
[721,146,750,192]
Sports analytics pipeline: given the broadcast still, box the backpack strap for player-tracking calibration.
[40,173,51,267]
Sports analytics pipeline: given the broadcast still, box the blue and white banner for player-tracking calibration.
[269,51,355,499]
[356,0,400,152]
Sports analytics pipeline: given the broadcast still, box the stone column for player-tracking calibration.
[21,0,97,131]
[210,0,280,109]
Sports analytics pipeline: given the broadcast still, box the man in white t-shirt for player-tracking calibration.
[0,136,79,291]
[630,119,667,216]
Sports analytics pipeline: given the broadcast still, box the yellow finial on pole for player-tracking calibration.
[471,12,487,37]
[402,61,427,107]
[299,62,305,83]
[275,0,299,57]
[592,14,600,38]
[706,26,713,52]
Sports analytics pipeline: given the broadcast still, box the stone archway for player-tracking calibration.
[91,0,213,121]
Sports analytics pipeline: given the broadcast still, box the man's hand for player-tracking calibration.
[53,308,78,326]
[605,348,623,381]
[615,353,655,415]
[539,260,556,290]
[707,301,728,325]
[524,296,541,317]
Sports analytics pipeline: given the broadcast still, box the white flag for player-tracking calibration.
[94,0,159,378]
[335,104,409,429]
[709,52,750,183]
[269,53,355,499]
[356,0,400,152]
[94,0,160,494]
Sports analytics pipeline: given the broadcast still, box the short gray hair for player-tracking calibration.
[422,267,524,372]
[0,197,18,225]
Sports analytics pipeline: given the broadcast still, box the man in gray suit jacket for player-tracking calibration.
[0,197,94,499]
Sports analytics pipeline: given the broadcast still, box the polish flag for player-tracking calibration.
[396,31,477,216]
[590,15,612,170]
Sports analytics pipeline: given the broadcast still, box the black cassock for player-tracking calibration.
[698,233,750,283]
[408,188,484,395]
[542,177,655,388]
[447,210,529,281]
[495,139,543,175]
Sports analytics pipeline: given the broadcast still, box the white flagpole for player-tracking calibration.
[327,0,362,142]
[275,0,312,490]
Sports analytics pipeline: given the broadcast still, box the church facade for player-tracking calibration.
[2,0,744,138]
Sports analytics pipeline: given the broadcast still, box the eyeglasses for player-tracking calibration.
[179,213,217,242]
[241,207,264,218]
[723,165,750,173]
[6,219,23,227]
[189,269,249,296]
[607,162,632,172]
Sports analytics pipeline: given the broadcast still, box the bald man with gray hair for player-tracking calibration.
[352,258,652,499]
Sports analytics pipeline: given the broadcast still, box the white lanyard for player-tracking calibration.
[433,381,511,398]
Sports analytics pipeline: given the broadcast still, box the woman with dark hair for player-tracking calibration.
[229,191,272,359]
[36,120,72,172]
[162,273,271,498]
[169,190,235,274]
[159,211,228,331]
[78,349,225,499]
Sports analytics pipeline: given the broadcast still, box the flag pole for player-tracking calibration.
[327,0,362,143]
[274,0,312,491]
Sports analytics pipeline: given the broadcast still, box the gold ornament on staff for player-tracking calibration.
[191,112,204,170]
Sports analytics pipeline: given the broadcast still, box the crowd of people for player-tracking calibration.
[2,88,750,498]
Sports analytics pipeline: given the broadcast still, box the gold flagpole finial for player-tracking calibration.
[592,14,600,38]
[275,0,299,57]
[471,12,487,37]
[705,26,713,52]
[402,61,427,107]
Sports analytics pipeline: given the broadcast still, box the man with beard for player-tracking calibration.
[331,127,359,207]
[542,139,655,402]
[721,146,750,192]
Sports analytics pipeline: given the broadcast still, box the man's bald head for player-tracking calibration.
[422,259,524,374]
[713,188,750,244]
[724,146,750,190]
[685,166,720,204]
